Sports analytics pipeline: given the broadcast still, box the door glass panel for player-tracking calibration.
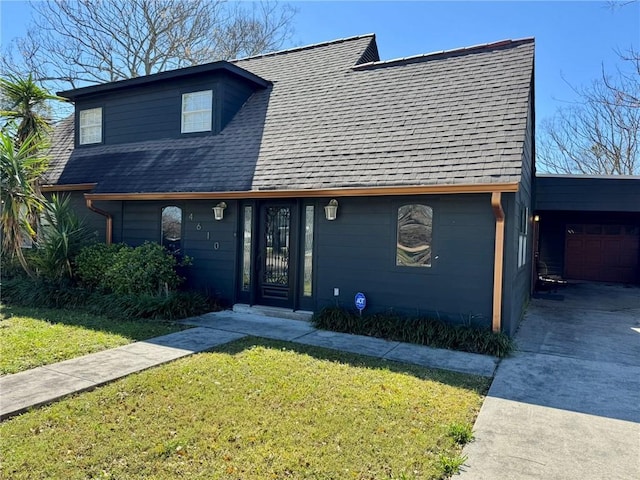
[264,207,290,287]
[303,205,314,296]
[566,224,582,235]
[603,225,621,235]
[586,225,602,235]
[242,206,252,291]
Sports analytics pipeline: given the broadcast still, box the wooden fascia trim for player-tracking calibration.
[42,183,97,192]
[86,198,113,245]
[491,191,506,333]
[84,183,520,201]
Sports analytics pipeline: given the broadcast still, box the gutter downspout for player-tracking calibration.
[86,198,113,245]
[491,192,505,333]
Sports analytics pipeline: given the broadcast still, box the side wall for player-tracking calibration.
[500,94,535,336]
[314,194,496,328]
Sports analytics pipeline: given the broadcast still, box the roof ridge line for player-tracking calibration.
[232,33,376,63]
[353,37,534,70]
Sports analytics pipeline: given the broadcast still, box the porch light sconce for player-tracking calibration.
[534,215,540,222]
[324,199,338,221]
[213,202,227,221]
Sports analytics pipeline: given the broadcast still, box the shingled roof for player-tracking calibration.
[46,34,534,194]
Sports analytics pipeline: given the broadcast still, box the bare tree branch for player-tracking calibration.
[538,53,640,176]
[1,0,296,92]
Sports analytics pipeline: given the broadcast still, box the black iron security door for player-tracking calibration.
[257,203,297,306]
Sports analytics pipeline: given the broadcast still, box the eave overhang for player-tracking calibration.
[84,182,520,201]
[42,183,97,192]
[57,61,270,100]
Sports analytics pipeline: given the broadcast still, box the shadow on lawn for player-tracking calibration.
[0,304,184,341]
[212,336,491,394]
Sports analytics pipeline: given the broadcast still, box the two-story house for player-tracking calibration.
[44,34,536,335]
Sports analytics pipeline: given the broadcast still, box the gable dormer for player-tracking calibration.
[58,62,270,147]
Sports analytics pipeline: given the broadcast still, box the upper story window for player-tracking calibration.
[396,204,433,267]
[181,90,213,133]
[79,107,102,145]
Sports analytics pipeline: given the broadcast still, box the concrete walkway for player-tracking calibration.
[0,310,498,420]
[457,283,640,480]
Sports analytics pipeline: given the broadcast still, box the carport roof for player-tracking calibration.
[536,174,640,212]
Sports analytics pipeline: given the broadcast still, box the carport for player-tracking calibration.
[535,174,640,284]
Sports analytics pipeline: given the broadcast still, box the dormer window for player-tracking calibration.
[181,90,213,133]
[79,107,102,145]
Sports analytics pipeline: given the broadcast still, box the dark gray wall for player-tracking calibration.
[501,191,533,337]
[74,72,257,146]
[75,193,538,333]
[118,200,238,301]
[314,194,496,329]
[500,97,535,336]
[536,176,640,212]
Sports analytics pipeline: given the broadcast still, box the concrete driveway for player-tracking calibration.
[458,282,640,480]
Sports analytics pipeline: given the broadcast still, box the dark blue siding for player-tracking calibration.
[118,200,238,301]
[78,193,543,333]
[314,195,496,328]
[536,176,640,212]
[74,72,259,146]
[500,94,535,336]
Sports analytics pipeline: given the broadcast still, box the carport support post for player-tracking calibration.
[491,191,505,333]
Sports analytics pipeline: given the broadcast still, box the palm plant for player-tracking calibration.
[35,193,93,283]
[1,74,62,251]
[0,132,48,278]
[0,74,63,146]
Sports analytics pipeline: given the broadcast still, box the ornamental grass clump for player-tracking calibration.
[312,306,515,357]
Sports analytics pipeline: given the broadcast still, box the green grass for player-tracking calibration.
[0,338,488,479]
[0,305,183,375]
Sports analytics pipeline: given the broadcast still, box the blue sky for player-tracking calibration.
[1,1,638,124]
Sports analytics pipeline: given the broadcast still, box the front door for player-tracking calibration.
[257,203,297,307]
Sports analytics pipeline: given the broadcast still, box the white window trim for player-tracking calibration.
[517,206,529,268]
[79,107,102,145]
[181,90,213,133]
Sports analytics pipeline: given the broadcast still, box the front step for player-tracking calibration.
[232,304,314,322]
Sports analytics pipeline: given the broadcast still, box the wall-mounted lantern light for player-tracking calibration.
[213,202,227,221]
[533,215,540,222]
[324,199,338,221]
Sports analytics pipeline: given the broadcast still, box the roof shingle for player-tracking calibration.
[48,34,534,194]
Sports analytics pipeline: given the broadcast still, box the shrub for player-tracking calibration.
[76,242,189,295]
[312,307,515,357]
[1,276,213,321]
[0,276,89,309]
[75,243,126,291]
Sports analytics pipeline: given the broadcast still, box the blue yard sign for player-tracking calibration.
[355,292,366,313]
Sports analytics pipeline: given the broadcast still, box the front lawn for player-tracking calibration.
[0,338,489,479]
[0,305,183,375]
